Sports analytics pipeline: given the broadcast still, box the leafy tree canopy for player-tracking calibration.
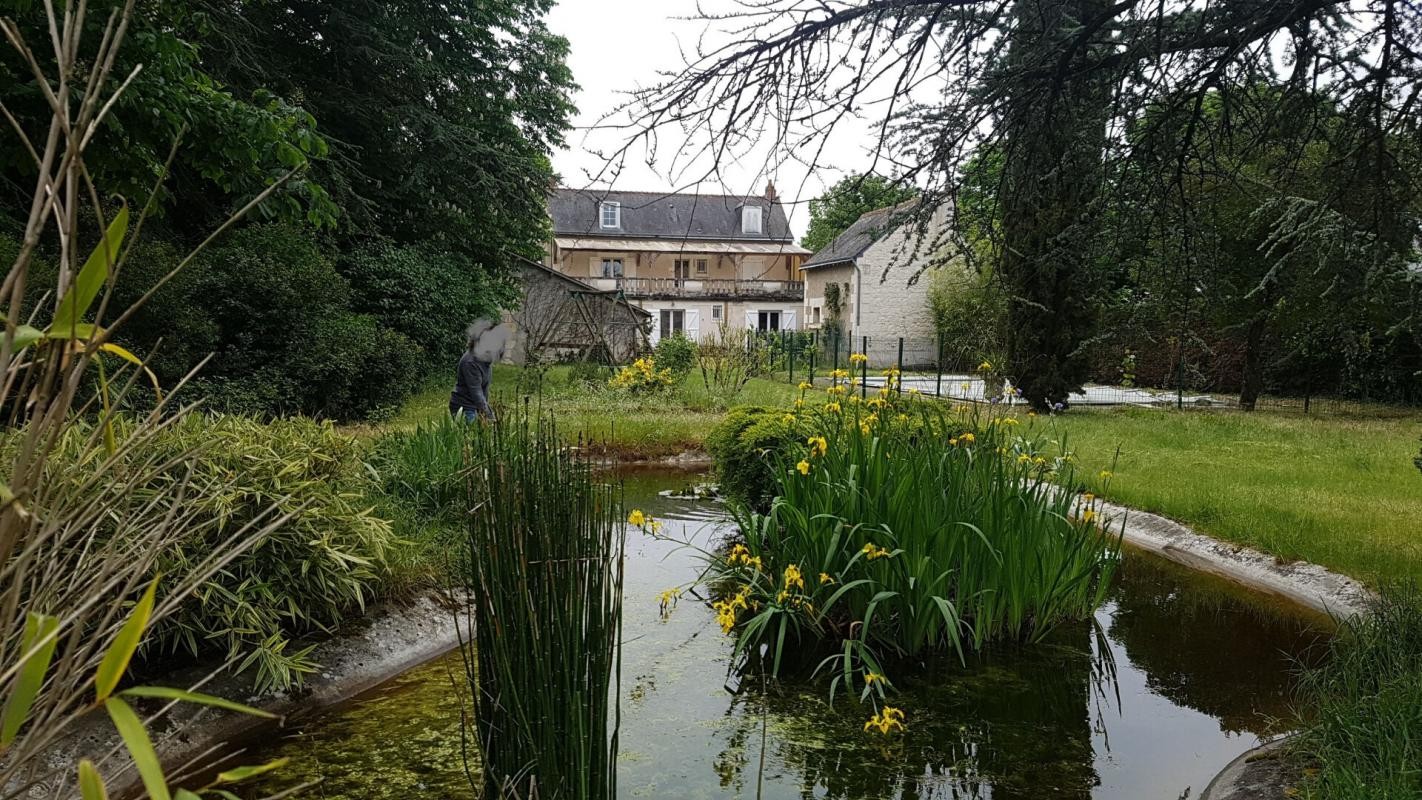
[801,174,917,253]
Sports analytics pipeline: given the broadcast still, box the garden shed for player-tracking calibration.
[503,256,650,364]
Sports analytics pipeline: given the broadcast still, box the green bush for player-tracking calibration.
[705,406,808,511]
[342,238,515,374]
[927,262,1009,371]
[1295,585,1422,800]
[653,332,697,375]
[111,224,422,420]
[7,414,397,692]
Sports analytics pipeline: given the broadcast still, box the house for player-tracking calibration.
[503,257,651,364]
[545,184,811,344]
[800,200,952,364]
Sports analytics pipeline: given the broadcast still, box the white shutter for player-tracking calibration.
[745,310,757,330]
[782,310,797,331]
[648,308,661,346]
[686,309,700,341]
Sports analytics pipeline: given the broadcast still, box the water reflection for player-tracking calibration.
[234,468,1327,799]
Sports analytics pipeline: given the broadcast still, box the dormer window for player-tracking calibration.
[599,201,621,229]
[742,206,763,235]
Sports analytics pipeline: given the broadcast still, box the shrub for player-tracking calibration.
[695,382,1119,705]
[341,238,515,374]
[705,406,810,511]
[1294,585,1422,800]
[111,224,422,420]
[653,332,697,376]
[608,356,676,394]
[6,414,397,692]
[927,262,1009,371]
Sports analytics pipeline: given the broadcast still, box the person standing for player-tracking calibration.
[450,321,496,421]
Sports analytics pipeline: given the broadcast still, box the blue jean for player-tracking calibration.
[449,403,484,422]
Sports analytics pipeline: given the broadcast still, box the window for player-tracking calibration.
[711,304,723,321]
[757,311,781,332]
[659,309,685,339]
[742,206,763,235]
[600,258,623,278]
[599,201,621,229]
[674,259,691,285]
[812,306,821,324]
[695,258,708,274]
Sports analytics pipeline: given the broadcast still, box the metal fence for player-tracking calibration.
[751,330,1421,414]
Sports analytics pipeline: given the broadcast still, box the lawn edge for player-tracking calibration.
[1100,498,1375,620]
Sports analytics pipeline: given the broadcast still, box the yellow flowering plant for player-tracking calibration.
[607,356,677,394]
[698,392,1119,725]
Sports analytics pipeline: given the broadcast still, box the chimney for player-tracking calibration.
[764,180,779,202]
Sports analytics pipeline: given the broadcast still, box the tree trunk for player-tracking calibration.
[1238,313,1269,411]
[998,0,1113,411]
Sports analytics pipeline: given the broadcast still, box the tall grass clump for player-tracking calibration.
[697,376,1120,713]
[456,418,624,799]
[1293,586,1422,800]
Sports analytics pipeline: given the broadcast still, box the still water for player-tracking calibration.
[234,468,1327,799]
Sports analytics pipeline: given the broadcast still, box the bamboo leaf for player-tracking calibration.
[52,204,129,334]
[1,612,60,745]
[95,578,159,702]
[120,686,276,719]
[9,324,45,352]
[105,697,171,800]
[214,757,289,784]
[99,342,162,398]
[77,760,108,800]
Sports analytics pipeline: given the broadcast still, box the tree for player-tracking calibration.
[193,0,575,274]
[0,0,576,417]
[605,0,1422,410]
[0,0,335,227]
[801,174,917,252]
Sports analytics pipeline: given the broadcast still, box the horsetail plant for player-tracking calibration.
[455,415,624,799]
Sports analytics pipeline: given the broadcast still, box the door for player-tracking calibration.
[757,311,781,332]
[674,259,691,287]
[659,309,686,341]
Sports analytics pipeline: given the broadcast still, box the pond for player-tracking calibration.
[232,468,1328,799]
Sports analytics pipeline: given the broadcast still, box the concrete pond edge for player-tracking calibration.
[1096,497,1374,621]
[50,482,1372,799]
[25,592,467,799]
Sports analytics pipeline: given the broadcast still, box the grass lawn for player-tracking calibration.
[1049,407,1422,586]
[385,366,1420,585]
[386,364,800,458]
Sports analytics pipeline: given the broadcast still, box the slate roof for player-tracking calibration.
[802,199,920,270]
[550,188,796,242]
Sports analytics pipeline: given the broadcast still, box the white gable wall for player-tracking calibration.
[849,205,954,366]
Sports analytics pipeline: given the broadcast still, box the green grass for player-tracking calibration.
[386,364,799,458]
[1293,585,1422,799]
[1049,407,1422,586]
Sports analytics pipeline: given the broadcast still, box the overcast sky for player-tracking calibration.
[545,0,878,239]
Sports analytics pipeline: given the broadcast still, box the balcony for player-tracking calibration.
[586,276,804,300]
